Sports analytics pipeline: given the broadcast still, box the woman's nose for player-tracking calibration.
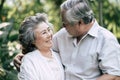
[47,31,52,37]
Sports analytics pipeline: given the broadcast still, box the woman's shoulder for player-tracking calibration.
[22,50,40,62]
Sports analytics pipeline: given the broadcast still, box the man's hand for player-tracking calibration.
[97,74,118,80]
[13,53,24,72]
[115,76,120,80]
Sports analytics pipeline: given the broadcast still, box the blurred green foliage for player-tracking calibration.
[0,0,120,80]
[90,0,120,38]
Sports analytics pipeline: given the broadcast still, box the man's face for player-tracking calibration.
[61,12,77,36]
[61,13,82,37]
[62,21,80,37]
[61,11,90,37]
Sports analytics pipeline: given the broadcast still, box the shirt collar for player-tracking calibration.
[87,20,100,38]
[65,20,100,38]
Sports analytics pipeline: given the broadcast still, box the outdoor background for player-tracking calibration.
[0,0,120,80]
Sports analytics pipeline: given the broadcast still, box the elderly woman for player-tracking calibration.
[18,13,64,80]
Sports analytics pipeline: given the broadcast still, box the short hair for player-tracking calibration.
[60,0,94,25]
[19,13,52,54]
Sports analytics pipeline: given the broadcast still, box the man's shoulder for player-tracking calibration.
[98,27,116,39]
[53,28,67,38]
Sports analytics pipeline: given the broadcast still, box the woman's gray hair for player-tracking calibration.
[60,0,94,25]
[19,13,52,54]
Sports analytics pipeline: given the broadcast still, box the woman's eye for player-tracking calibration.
[48,27,51,31]
[42,31,47,34]
[48,29,51,32]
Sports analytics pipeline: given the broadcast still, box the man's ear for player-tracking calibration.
[78,19,84,25]
[78,21,81,25]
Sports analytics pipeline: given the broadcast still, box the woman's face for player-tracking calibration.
[34,22,53,50]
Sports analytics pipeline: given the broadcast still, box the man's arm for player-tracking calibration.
[97,74,119,80]
[13,53,24,71]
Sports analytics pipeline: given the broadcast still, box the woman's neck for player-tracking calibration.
[39,49,52,58]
